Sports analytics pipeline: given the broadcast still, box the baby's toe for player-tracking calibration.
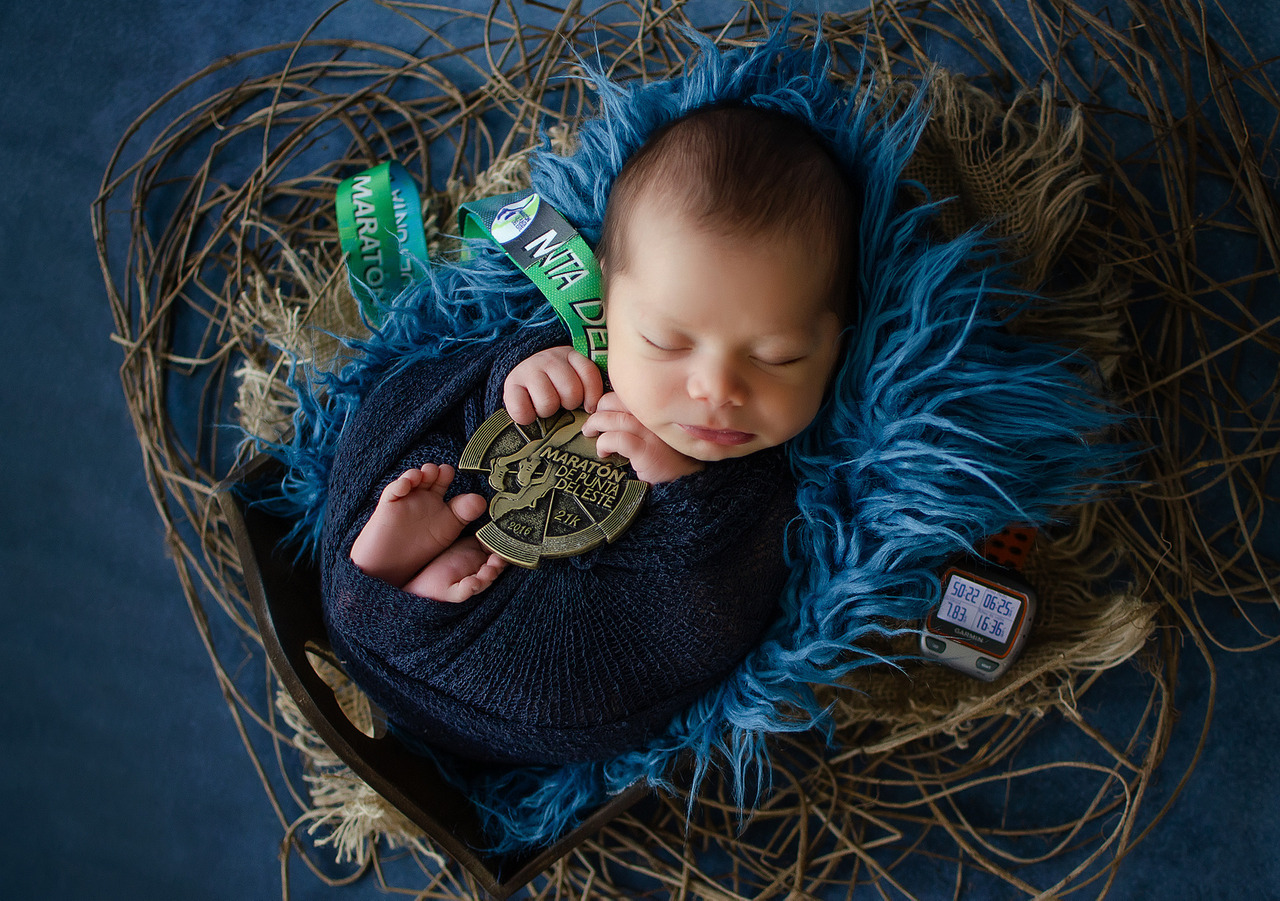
[384,469,423,500]
[471,557,507,592]
[432,464,457,494]
[448,492,489,525]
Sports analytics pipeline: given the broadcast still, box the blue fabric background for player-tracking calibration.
[2,1,1277,898]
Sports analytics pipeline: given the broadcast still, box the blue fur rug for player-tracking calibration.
[265,29,1123,851]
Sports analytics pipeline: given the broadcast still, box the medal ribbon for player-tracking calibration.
[335,161,429,324]
[459,190,608,372]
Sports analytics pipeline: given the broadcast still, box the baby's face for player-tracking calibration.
[604,201,843,463]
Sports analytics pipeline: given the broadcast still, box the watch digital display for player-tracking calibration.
[924,566,1033,663]
[936,574,1023,645]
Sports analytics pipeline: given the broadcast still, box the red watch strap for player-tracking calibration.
[980,526,1037,571]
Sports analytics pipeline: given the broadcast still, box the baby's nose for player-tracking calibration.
[688,360,746,407]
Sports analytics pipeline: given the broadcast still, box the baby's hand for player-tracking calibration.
[503,346,605,425]
[583,393,704,484]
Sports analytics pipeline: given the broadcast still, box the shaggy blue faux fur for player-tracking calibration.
[267,29,1122,851]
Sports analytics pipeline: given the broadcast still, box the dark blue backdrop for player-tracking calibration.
[2,1,1277,898]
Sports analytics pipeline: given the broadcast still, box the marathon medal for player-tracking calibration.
[458,409,647,568]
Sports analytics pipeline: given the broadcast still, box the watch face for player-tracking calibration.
[927,569,1029,658]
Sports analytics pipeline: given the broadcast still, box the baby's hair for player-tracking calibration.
[597,104,858,319]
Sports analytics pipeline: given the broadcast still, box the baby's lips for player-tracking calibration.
[678,424,756,446]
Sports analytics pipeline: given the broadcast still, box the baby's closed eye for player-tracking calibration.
[752,352,806,367]
[641,333,687,353]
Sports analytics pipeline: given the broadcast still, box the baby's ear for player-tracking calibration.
[596,258,611,305]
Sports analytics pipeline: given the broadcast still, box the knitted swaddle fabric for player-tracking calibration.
[321,323,797,764]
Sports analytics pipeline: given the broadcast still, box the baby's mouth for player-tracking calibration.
[679,424,755,446]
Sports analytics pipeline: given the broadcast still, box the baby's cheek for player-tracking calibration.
[606,371,645,416]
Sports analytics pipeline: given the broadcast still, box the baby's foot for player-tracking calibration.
[403,536,507,603]
[349,463,488,589]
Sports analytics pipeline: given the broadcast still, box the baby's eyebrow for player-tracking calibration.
[646,320,690,338]
[755,331,820,350]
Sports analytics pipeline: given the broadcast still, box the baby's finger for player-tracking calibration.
[515,369,564,419]
[503,383,538,425]
[581,409,636,438]
[545,361,588,413]
[593,391,628,414]
[566,352,605,412]
[593,427,647,463]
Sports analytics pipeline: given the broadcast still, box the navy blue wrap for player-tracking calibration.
[321,322,797,764]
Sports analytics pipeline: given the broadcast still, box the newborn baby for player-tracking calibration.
[322,105,857,764]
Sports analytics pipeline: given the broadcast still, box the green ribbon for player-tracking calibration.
[459,190,608,372]
[335,161,429,323]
